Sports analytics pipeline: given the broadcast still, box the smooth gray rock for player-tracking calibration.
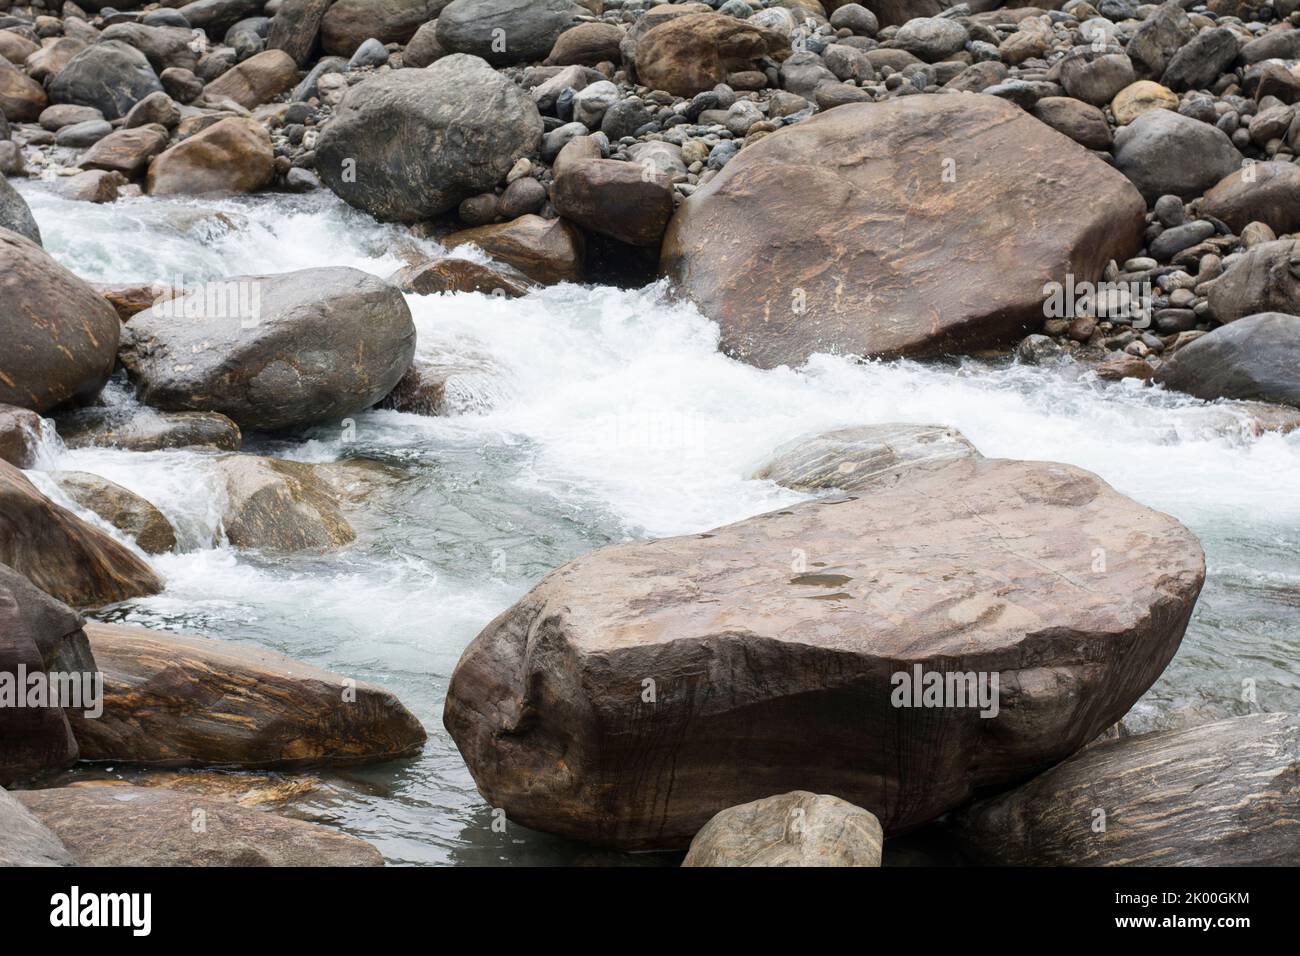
[1159,312,1300,408]
[436,0,581,66]
[1162,27,1239,93]
[0,176,40,245]
[315,54,542,221]
[1204,239,1300,324]
[49,41,164,120]
[1112,108,1242,201]
[1125,1,1193,79]
[118,267,415,432]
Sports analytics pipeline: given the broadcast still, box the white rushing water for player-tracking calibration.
[16,182,1300,864]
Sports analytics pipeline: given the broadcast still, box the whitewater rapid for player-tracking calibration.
[16,182,1300,864]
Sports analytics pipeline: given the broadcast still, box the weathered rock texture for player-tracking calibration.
[216,455,356,553]
[69,622,426,768]
[682,791,884,866]
[661,95,1145,366]
[951,713,1300,865]
[754,423,979,492]
[0,787,73,866]
[445,456,1205,848]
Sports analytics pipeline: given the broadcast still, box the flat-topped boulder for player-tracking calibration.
[445,455,1204,848]
[951,713,1300,865]
[660,95,1145,366]
[14,784,384,865]
[70,622,426,768]
[0,460,163,609]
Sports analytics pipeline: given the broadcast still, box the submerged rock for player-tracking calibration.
[57,408,243,452]
[445,456,1205,848]
[951,713,1300,866]
[70,622,427,768]
[119,267,414,433]
[0,404,43,469]
[682,792,883,867]
[216,455,356,553]
[0,460,163,609]
[14,784,384,865]
[50,471,177,555]
[661,95,1145,366]
[754,423,979,492]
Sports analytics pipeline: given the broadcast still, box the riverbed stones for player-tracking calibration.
[0,460,164,608]
[0,230,120,414]
[443,214,584,284]
[661,95,1145,366]
[216,455,356,552]
[552,158,674,247]
[146,117,275,195]
[444,455,1205,847]
[201,48,297,108]
[635,12,789,97]
[321,0,447,56]
[1111,108,1242,202]
[14,784,384,865]
[682,792,884,867]
[1158,312,1300,409]
[50,40,163,120]
[1032,96,1112,150]
[1203,239,1300,324]
[50,471,177,555]
[119,267,414,433]
[754,423,979,492]
[316,54,542,221]
[0,788,73,866]
[0,176,41,246]
[58,409,242,452]
[1201,163,1300,236]
[70,622,426,767]
[951,713,1300,865]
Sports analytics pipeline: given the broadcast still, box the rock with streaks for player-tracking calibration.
[682,791,883,866]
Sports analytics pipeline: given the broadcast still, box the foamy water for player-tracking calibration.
[16,183,1300,864]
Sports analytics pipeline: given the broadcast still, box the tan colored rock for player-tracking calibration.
[952,713,1300,866]
[14,784,384,866]
[444,455,1205,848]
[1111,79,1178,125]
[202,49,298,109]
[754,423,979,492]
[0,31,39,65]
[0,459,163,608]
[1201,162,1300,235]
[682,792,883,867]
[552,158,674,247]
[216,455,356,554]
[661,95,1145,365]
[0,787,73,866]
[0,404,42,469]
[546,22,625,66]
[0,229,120,413]
[24,37,87,84]
[80,125,170,177]
[635,12,789,97]
[146,117,274,196]
[50,471,177,555]
[70,622,427,768]
[444,214,584,285]
[57,169,128,203]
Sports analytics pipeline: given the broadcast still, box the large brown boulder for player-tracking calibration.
[951,713,1300,865]
[551,158,674,247]
[1157,312,1300,409]
[0,460,164,608]
[0,60,48,121]
[215,455,356,553]
[14,784,384,865]
[201,49,298,109]
[635,12,790,97]
[146,117,275,195]
[1200,162,1300,236]
[660,95,1145,367]
[1203,239,1300,324]
[69,622,426,768]
[0,564,94,786]
[682,792,884,867]
[118,267,414,433]
[0,229,120,414]
[444,455,1205,848]
[80,125,170,177]
[321,0,448,56]
[443,214,584,285]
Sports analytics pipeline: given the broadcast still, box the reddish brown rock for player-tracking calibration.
[0,60,47,121]
[1200,162,1300,236]
[443,214,584,285]
[0,404,42,469]
[388,258,532,297]
[660,95,1146,366]
[0,229,120,413]
[635,13,789,97]
[444,455,1204,848]
[201,49,298,109]
[146,117,274,195]
[0,459,164,609]
[69,622,427,768]
[80,125,169,177]
[552,158,675,247]
[546,22,625,66]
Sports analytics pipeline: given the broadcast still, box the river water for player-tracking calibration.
[15,183,1300,865]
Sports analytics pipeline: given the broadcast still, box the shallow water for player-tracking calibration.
[16,183,1300,865]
